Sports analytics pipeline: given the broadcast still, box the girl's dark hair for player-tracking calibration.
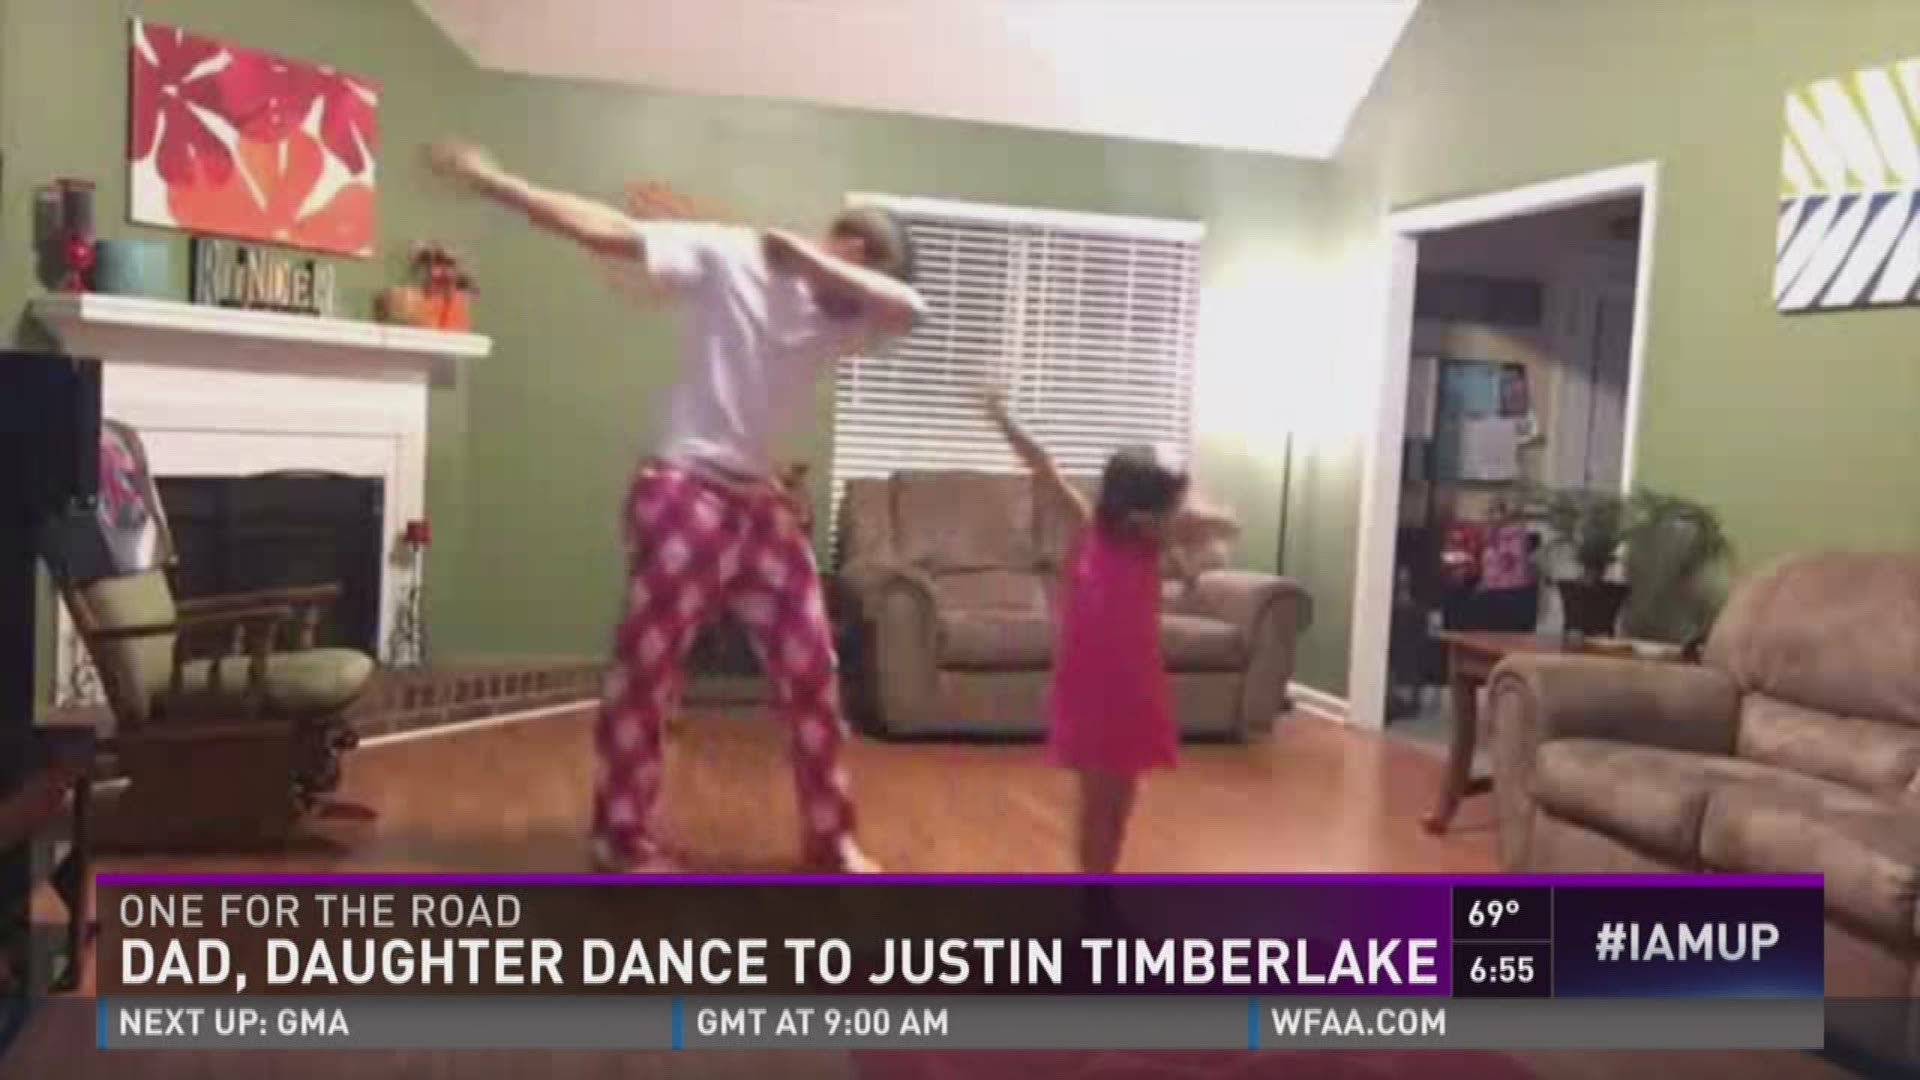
[1095,445,1189,534]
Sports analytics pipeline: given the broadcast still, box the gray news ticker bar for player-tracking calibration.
[98,996,1823,1052]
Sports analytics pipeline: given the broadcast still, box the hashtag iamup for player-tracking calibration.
[1594,923,1626,962]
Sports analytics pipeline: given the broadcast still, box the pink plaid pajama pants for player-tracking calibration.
[593,462,855,866]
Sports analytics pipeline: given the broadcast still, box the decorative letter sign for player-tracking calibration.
[191,238,338,317]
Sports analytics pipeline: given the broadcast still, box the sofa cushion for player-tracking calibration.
[1533,741,1720,861]
[893,472,1037,572]
[1532,739,1873,863]
[940,611,1053,668]
[1160,614,1244,671]
[1701,783,1920,948]
[938,611,1245,672]
[932,570,1047,613]
[1705,552,1920,730]
[1739,693,1920,798]
[837,478,895,566]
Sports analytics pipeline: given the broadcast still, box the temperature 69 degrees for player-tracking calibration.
[1450,887,1551,942]
[1469,900,1521,929]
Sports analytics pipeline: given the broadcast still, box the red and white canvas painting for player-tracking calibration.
[129,19,378,258]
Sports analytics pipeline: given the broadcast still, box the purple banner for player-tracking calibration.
[95,874,1822,1000]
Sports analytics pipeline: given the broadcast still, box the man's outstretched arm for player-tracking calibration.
[765,230,927,338]
[427,138,641,261]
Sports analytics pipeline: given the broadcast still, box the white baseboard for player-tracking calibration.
[361,699,593,748]
[1288,682,1350,724]
[89,700,594,799]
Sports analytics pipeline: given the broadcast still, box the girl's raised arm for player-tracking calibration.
[982,390,1090,528]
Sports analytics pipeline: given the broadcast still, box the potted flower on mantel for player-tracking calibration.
[376,242,476,332]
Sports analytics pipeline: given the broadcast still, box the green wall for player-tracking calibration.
[0,0,485,706]
[29,0,1909,708]
[0,0,481,334]
[2,1,1348,692]
[1290,0,1920,696]
[447,73,1337,673]
[15,0,1911,711]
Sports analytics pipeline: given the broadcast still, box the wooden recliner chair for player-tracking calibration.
[37,420,374,850]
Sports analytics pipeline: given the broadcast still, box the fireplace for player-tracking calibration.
[156,473,386,654]
[29,293,490,705]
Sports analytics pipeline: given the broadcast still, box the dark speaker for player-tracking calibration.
[0,352,101,515]
[0,349,102,1018]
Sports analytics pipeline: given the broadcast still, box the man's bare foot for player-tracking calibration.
[803,838,883,874]
[589,838,684,875]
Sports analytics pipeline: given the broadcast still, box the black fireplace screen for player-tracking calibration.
[154,473,384,655]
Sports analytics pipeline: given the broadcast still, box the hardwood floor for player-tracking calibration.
[6,710,1848,1078]
[83,708,1501,877]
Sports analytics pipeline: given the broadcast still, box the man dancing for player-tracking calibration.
[427,138,925,873]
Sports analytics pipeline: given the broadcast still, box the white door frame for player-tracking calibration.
[1346,161,1661,732]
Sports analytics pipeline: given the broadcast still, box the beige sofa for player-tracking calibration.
[834,470,1312,739]
[1488,552,1920,1061]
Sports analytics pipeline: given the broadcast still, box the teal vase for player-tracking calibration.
[91,239,171,298]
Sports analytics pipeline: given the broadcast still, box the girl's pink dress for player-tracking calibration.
[1048,525,1178,775]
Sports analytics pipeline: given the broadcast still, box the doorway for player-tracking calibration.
[1384,196,1646,749]
[1345,164,1660,739]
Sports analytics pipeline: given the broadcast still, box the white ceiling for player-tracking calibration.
[414,0,1418,159]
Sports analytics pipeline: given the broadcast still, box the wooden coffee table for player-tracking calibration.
[1419,631,1577,835]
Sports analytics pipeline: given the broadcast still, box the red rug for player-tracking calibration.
[853,1050,1538,1080]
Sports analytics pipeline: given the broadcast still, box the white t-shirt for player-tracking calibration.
[638,222,914,480]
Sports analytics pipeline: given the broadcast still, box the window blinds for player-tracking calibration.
[831,196,1204,515]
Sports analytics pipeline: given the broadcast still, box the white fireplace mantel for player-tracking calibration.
[29,293,491,373]
[26,293,491,706]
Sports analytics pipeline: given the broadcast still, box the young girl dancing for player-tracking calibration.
[983,392,1238,873]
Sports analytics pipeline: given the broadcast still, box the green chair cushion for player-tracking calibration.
[79,570,179,723]
[169,649,375,718]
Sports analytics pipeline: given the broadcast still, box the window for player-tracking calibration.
[831,195,1204,517]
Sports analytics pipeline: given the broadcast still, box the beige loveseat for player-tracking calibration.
[1488,552,1920,1061]
[834,470,1312,739]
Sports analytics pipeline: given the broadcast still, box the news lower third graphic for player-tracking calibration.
[92,874,1825,1051]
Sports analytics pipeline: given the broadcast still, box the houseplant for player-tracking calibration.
[1526,486,1632,637]
[1618,488,1731,646]
[1524,484,1729,641]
